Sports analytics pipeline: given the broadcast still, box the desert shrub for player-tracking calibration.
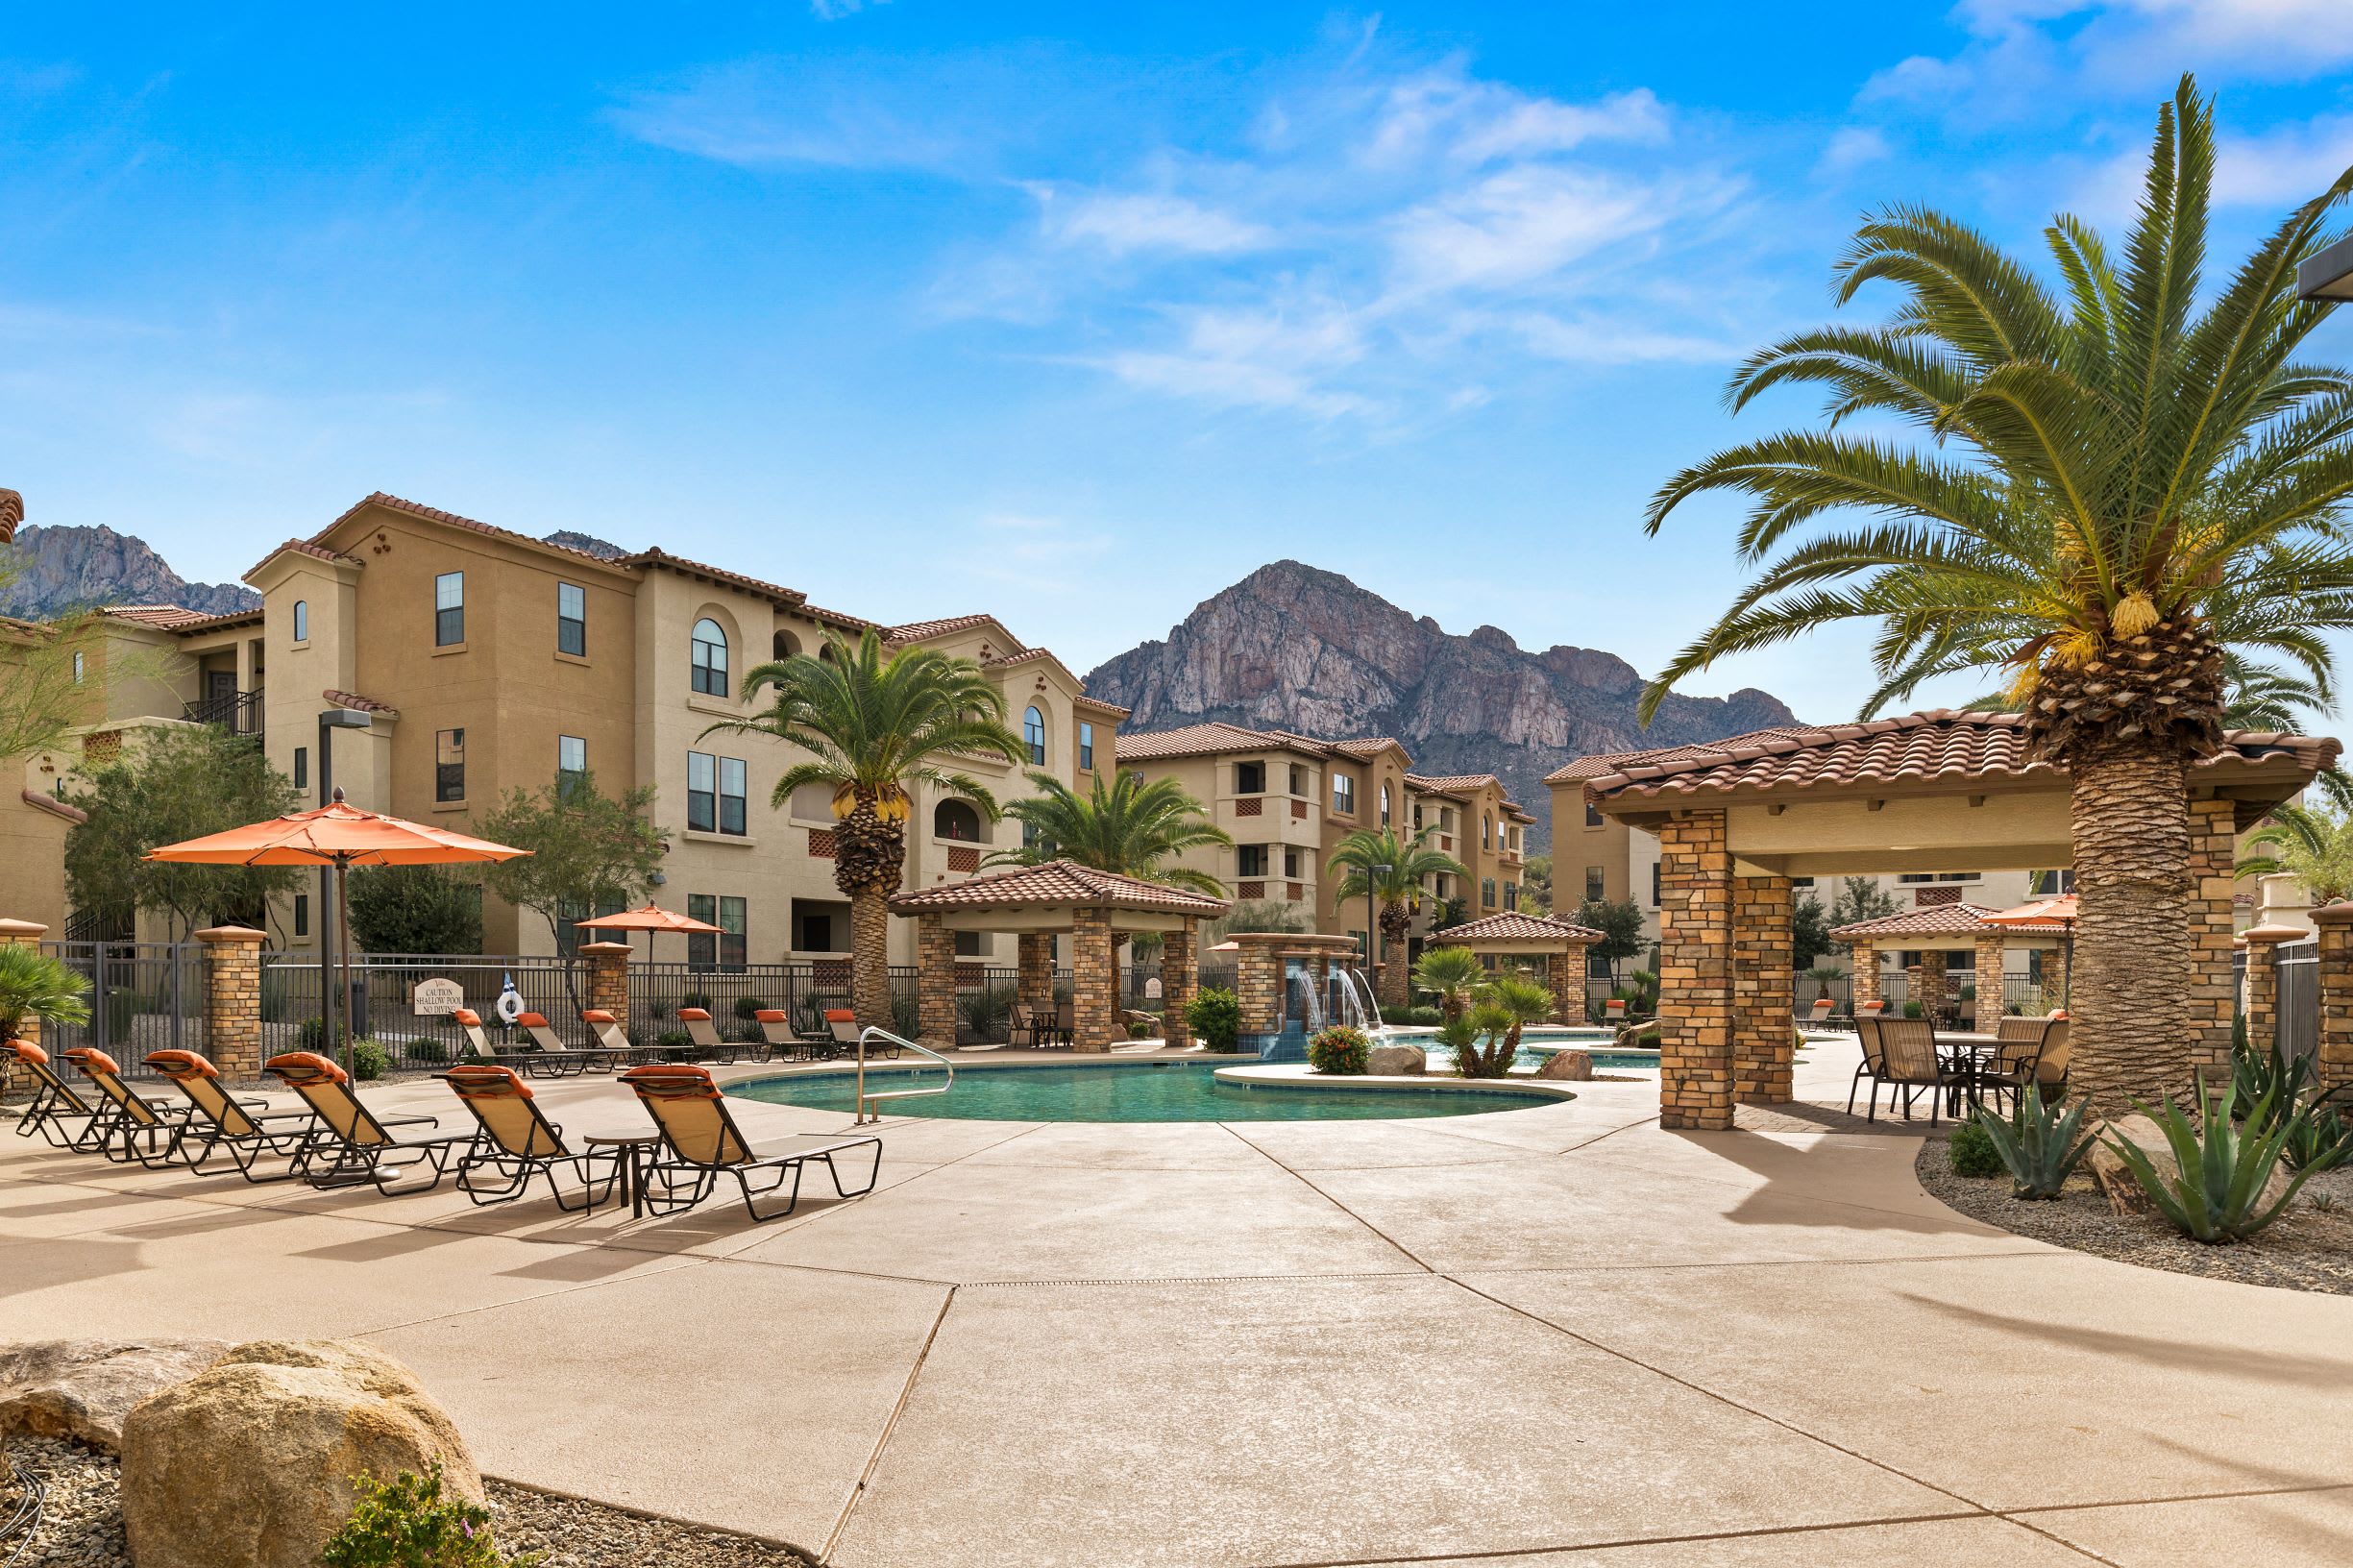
[1946,1120,2004,1179]
[654,1028,694,1051]
[349,1040,391,1081]
[1379,1004,1441,1027]
[1127,1018,1157,1039]
[679,992,712,1013]
[1187,987,1241,1052]
[1308,1025,1369,1075]
[407,1040,450,1066]
[734,995,768,1019]
[2107,1081,2325,1241]
[298,1016,327,1053]
[1902,1000,1925,1019]
[318,1460,530,1568]
[959,984,1016,1040]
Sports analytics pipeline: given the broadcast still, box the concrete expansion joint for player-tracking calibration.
[960,1269,1437,1289]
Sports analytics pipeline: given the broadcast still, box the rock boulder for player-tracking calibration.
[1534,1050,1595,1082]
[121,1339,481,1568]
[0,1337,230,1452]
[2089,1112,2293,1219]
[1364,1044,1426,1077]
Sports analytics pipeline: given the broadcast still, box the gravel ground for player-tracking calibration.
[0,1438,814,1567]
[1916,1134,2353,1294]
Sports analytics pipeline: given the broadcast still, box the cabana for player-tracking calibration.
[1423,912,1605,1023]
[1826,902,2069,1024]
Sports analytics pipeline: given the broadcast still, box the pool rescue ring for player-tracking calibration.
[493,979,526,1026]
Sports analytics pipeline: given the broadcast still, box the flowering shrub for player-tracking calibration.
[317,1461,532,1568]
[1308,1025,1370,1075]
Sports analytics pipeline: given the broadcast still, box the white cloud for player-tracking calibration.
[2071,112,2353,220]
[1033,189,1274,257]
[608,61,965,173]
[1819,126,1892,177]
[1387,165,1686,294]
[810,0,887,16]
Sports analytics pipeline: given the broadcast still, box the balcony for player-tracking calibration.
[184,688,263,742]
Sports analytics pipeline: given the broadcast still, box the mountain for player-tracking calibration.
[544,529,627,559]
[1,526,261,619]
[1083,561,1802,848]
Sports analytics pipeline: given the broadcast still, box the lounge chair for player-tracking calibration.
[827,1009,899,1059]
[753,1010,814,1062]
[618,1063,880,1221]
[573,1011,634,1070]
[1804,996,1835,1028]
[1847,1017,1890,1119]
[454,1007,564,1077]
[5,1039,103,1149]
[437,1064,623,1212]
[676,1008,743,1066]
[262,1050,469,1190]
[1873,1018,1971,1125]
[61,1048,198,1165]
[513,1012,600,1078]
[144,1049,317,1181]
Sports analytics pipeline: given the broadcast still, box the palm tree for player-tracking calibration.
[705,629,1024,1030]
[1327,826,1466,1008]
[984,770,1231,894]
[2238,771,2353,905]
[1641,77,2353,1112]
[1458,974,1554,1079]
[1410,944,1484,1023]
[0,943,90,1042]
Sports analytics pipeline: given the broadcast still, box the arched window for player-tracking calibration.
[1023,705,1046,766]
[292,600,308,642]
[772,629,800,661]
[934,798,982,842]
[691,619,729,696]
[1380,782,1391,826]
[1482,812,1492,848]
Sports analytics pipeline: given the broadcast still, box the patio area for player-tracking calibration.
[6,1040,2352,1565]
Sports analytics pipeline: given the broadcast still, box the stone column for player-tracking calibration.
[915,914,959,1049]
[1546,944,1587,1024]
[1016,931,1054,1014]
[1972,934,2007,1025]
[1731,872,1794,1105]
[1917,951,1949,1021]
[1234,938,1285,1044]
[2241,924,2301,1057]
[1848,941,1878,1009]
[197,925,268,1084]
[1070,908,1116,1052]
[1163,919,1196,1049]
[2188,796,2241,1077]
[1656,811,1733,1131]
[2315,904,2353,1099]
[578,941,632,1027]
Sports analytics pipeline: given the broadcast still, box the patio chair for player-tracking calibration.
[675,1008,744,1066]
[1969,1017,2053,1115]
[261,1050,470,1191]
[573,1010,633,1071]
[513,1012,598,1078]
[617,1063,881,1222]
[2032,1015,2071,1099]
[4,1039,104,1150]
[61,1047,198,1166]
[144,1049,318,1182]
[753,1010,814,1062]
[1847,1017,1890,1119]
[828,1009,900,1059]
[453,1008,566,1077]
[1803,995,1835,1030]
[1872,1017,1971,1125]
[437,1064,623,1213]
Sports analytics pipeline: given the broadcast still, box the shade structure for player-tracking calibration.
[574,901,724,965]
[1982,895,2077,1001]
[146,790,528,1067]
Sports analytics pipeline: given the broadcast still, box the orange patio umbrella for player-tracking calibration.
[574,901,724,965]
[146,788,528,1068]
[1982,894,2076,1004]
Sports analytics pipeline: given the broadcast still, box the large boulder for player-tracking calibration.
[121,1339,481,1568]
[1364,1044,1426,1077]
[0,1337,230,1452]
[1534,1049,1595,1082]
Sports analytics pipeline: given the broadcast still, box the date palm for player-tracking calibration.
[705,628,1023,1030]
[983,770,1231,894]
[1642,77,2353,1112]
[1327,826,1465,1007]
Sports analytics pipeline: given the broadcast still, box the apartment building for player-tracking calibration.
[1403,772,1535,923]
[38,491,1122,964]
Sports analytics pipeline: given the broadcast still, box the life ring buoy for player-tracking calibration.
[493,987,526,1025]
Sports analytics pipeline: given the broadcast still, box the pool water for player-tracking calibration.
[727,1062,1560,1123]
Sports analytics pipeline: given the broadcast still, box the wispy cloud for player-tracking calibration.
[1031,188,1275,257]
[809,0,888,18]
[1818,126,1891,178]
[608,59,970,173]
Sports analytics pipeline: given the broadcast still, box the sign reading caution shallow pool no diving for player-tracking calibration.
[412,978,465,1016]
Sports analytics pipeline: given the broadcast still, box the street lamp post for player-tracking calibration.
[316,708,373,1058]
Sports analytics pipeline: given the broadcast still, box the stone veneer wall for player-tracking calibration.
[1916,951,1949,1020]
[1545,946,1587,1025]
[580,943,631,1022]
[2313,904,2353,1098]
[1730,872,1793,1105]
[2188,797,2240,1076]
[1071,909,1116,1052]
[1656,811,1733,1130]
[1017,932,1054,1013]
[1235,943,1285,1042]
[198,925,268,1083]
[1972,934,2006,1025]
[1162,919,1196,1049]
[2240,928,2293,1055]
[916,914,960,1048]
[1849,942,1879,1007]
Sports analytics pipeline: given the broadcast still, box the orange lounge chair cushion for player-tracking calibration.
[619,1063,720,1098]
[265,1050,350,1085]
[753,1009,789,1022]
[63,1047,121,1076]
[444,1064,533,1099]
[453,1008,483,1026]
[823,1009,855,1023]
[517,1012,551,1028]
[582,1010,616,1024]
[145,1049,217,1081]
[4,1038,49,1065]
[676,1008,713,1021]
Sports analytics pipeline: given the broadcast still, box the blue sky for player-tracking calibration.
[5,3,2353,723]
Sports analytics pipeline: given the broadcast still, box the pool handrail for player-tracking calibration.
[853,1026,953,1125]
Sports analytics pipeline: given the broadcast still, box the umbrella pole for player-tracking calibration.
[337,858,359,1075]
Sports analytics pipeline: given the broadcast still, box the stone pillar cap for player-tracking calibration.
[2308,903,2353,926]
[2240,923,2310,943]
[193,925,268,944]
[576,941,634,956]
[0,918,50,937]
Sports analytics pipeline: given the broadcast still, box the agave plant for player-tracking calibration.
[1974,1083,2098,1200]
[2104,1081,2322,1242]
[2281,1102,2353,1175]
[2230,1036,2316,1131]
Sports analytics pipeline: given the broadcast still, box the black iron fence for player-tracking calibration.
[36,942,208,1076]
[2277,940,2318,1061]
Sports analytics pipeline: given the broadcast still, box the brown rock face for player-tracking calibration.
[120,1339,482,1568]
[2,525,258,618]
[1364,1043,1427,1076]
[1085,561,1800,846]
[0,1337,230,1452]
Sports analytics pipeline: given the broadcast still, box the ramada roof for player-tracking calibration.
[887,859,1230,916]
[98,604,264,636]
[1544,726,1821,786]
[1828,901,2069,941]
[1427,912,1604,944]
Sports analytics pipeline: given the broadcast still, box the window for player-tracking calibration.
[2030,869,2077,895]
[954,931,988,958]
[798,911,835,952]
[772,629,801,660]
[1412,802,1423,830]
[1236,760,1265,795]
[557,735,586,795]
[1585,801,1603,827]
[687,894,748,970]
[1651,863,1662,906]
[1022,819,1044,852]
[720,757,746,834]
[1079,722,1094,772]
[1024,706,1047,766]
[1288,763,1307,796]
[70,651,83,684]
[1380,783,1391,826]
[1899,872,1978,883]
[435,728,465,802]
[934,798,981,841]
[1586,865,1605,901]
[1792,876,1816,888]
[557,583,586,656]
[293,894,308,938]
[1283,847,1301,878]
[687,751,746,835]
[1482,877,1498,908]
[293,747,308,791]
[434,573,464,646]
[292,600,308,642]
[1237,844,1268,877]
[691,619,729,696]
[1332,772,1357,815]
[1505,881,1519,911]
[1483,813,1492,849]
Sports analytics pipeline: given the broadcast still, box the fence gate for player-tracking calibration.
[37,941,208,1077]
[2276,940,2318,1062]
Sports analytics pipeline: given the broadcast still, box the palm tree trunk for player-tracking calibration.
[849,888,893,1032]
[1377,902,1411,1009]
[2068,743,2194,1118]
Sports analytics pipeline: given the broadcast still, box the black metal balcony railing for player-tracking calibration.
[184,687,263,740]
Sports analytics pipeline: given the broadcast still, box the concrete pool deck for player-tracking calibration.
[5,1039,2352,1565]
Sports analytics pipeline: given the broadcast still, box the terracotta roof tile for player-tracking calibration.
[1426,912,1604,944]
[97,605,213,629]
[1115,723,1334,763]
[888,614,1021,649]
[323,688,401,718]
[1543,726,1821,785]
[245,537,362,579]
[1404,772,1501,796]
[328,492,627,570]
[1330,736,1412,762]
[1828,901,2068,940]
[1073,693,1132,719]
[624,547,810,610]
[887,859,1230,915]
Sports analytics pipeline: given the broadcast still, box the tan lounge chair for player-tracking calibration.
[263,1050,469,1190]
[62,1047,197,1166]
[145,1049,316,1181]
[675,1008,743,1065]
[438,1064,623,1212]
[753,1010,814,1062]
[827,1009,898,1059]
[5,1038,102,1149]
[618,1063,880,1221]
[574,1010,633,1070]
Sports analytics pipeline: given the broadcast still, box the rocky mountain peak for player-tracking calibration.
[1,526,260,619]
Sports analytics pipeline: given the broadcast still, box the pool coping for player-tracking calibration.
[1211,1063,1581,1100]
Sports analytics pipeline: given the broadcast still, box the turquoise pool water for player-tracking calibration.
[726,1062,1560,1123]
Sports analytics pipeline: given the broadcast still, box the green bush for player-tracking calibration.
[407,1040,450,1066]
[1186,987,1241,1052]
[1379,1004,1442,1026]
[734,995,767,1019]
[349,1040,391,1081]
[1127,1018,1156,1039]
[680,992,712,1013]
[1976,1084,2096,1199]
[891,991,920,1041]
[317,1460,531,1568]
[1902,1000,1924,1019]
[958,984,1017,1039]
[654,1028,694,1051]
[298,1016,327,1053]
[1308,1025,1369,1075]
[2106,1081,2324,1242]
[1946,1120,2004,1179]
[2283,1103,2353,1173]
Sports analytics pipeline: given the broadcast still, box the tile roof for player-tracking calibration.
[167,607,264,634]
[326,492,628,570]
[97,605,215,629]
[245,537,362,579]
[1581,710,2340,804]
[1828,901,2068,940]
[887,859,1230,915]
[1543,726,1821,785]
[323,688,401,718]
[624,547,810,609]
[1426,912,1604,944]
[20,789,86,825]
[1073,693,1133,719]
[1405,772,1502,795]
[887,614,1022,648]
[1115,722,1336,762]
[1330,736,1412,762]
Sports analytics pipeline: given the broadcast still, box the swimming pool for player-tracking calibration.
[726,1061,1562,1123]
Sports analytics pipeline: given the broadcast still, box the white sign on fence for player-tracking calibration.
[411,977,465,1016]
